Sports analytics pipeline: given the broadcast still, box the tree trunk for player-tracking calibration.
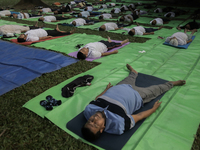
[14,0,49,9]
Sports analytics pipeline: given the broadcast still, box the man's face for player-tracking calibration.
[39,17,44,21]
[85,111,106,134]
[130,29,135,35]
[19,34,26,40]
[152,20,156,25]
[79,47,89,56]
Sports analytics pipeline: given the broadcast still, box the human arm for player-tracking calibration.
[22,12,27,19]
[127,16,133,22]
[101,50,118,56]
[95,83,113,100]
[39,36,53,40]
[115,27,124,30]
[131,100,162,123]
[186,39,192,43]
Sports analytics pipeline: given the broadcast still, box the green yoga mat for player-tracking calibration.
[24,29,200,150]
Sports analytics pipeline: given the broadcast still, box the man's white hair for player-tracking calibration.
[169,38,178,46]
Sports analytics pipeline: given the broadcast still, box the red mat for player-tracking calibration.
[11,34,73,45]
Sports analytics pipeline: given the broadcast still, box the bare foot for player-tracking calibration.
[158,26,163,30]
[121,39,129,45]
[126,64,138,74]
[169,80,186,86]
[107,36,112,42]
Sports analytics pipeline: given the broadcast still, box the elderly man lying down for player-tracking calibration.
[165,29,197,46]
[81,64,186,141]
[77,37,129,59]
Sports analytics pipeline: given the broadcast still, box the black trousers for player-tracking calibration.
[46,29,71,36]
[99,40,121,51]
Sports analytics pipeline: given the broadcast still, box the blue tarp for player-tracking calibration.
[0,40,78,96]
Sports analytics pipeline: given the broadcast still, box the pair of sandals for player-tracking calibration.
[40,95,62,110]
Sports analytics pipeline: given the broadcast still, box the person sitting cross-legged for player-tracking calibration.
[81,64,186,141]
[77,37,129,59]
[17,24,75,42]
[127,22,163,36]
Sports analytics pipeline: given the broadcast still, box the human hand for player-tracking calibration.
[48,36,53,38]
[152,100,162,111]
[112,50,118,54]
[106,82,113,89]
[151,32,154,34]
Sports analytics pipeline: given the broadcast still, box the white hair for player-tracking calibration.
[169,38,178,46]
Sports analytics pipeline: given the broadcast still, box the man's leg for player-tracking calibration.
[46,24,75,36]
[117,64,185,104]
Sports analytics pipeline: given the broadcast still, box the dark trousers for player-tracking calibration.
[99,40,121,51]
[29,26,40,30]
[55,16,68,20]
[46,29,71,36]
[144,28,158,33]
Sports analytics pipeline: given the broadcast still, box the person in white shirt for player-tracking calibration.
[78,11,102,18]
[38,14,71,22]
[111,8,121,14]
[77,37,129,59]
[70,18,94,26]
[78,11,90,17]
[0,10,11,16]
[100,4,107,9]
[127,22,163,36]
[150,18,170,25]
[119,8,140,22]
[84,6,93,11]
[99,22,127,31]
[154,8,163,13]
[99,13,112,20]
[120,4,129,12]
[109,3,116,7]
[12,12,42,19]
[128,4,135,9]
[164,12,175,17]
[39,8,52,13]
[165,29,197,46]
[17,24,75,42]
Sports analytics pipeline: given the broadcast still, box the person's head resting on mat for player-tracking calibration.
[99,15,103,20]
[82,111,106,141]
[128,29,135,36]
[119,16,125,22]
[99,25,106,31]
[78,13,82,17]
[166,13,171,18]
[72,21,76,26]
[17,34,27,42]
[77,47,88,59]
[38,17,44,21]
[151,20,157,25]
[169,37,178,46]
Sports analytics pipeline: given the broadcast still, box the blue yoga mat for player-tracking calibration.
[0,40,78,96]
[163,36,195,49]
[67,73,168,150]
